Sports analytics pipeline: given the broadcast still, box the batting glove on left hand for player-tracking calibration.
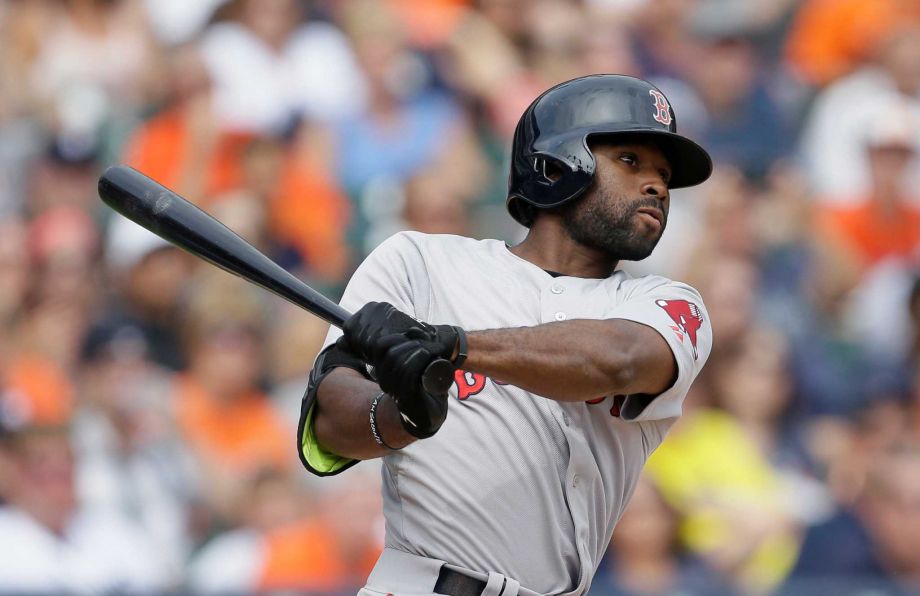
[341,301,465,366]
[372,334,450,439]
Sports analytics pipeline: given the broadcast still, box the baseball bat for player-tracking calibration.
[97,165,456,394]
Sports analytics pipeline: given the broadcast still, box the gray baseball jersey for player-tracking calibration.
[301,231,712,595]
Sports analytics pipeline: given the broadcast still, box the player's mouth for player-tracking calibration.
[636,207,664,230]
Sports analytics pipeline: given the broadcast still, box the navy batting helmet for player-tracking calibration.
[507,74,712,226]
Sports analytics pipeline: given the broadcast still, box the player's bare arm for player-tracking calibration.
[314,299,679,461]
[314,314,675,459]
[314,367,417,459]
[314,319,677,459]
[462,319,677,402]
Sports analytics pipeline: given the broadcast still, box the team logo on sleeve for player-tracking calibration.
[656,299,703,360]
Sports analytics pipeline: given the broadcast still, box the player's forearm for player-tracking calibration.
[314,368,417,459]
[462,319,671,401]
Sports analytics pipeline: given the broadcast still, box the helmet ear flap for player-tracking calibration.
[512,199,538,227]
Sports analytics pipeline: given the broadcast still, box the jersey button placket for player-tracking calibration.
[542,279,574,324]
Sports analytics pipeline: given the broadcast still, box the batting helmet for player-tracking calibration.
[507,74,712,226]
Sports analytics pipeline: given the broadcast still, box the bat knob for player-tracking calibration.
[422,358,456,395]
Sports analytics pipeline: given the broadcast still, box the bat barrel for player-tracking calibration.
[99,165,455,395]
[99,165,351,328]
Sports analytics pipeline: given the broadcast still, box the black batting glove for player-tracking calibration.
[373,334,449,439]
[341,301,466,366]
[340,302,420,360]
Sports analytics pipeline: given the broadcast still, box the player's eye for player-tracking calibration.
[619,153,637,165]
[659,169,672,185]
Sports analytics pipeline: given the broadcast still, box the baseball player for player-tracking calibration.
[297,74,714,595]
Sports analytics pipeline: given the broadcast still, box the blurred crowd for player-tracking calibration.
[1,0,920,593]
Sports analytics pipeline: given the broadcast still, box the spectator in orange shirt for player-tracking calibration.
[384,0,469,50]
[817,107,920,276]
[1,355,73,435]
[258,468,382,593]
[172,277,291,524]
[122,42,252,205]
[208,130,354,286]
[188,465,382,594]
[0,217,77,429]
[785,0,920,87]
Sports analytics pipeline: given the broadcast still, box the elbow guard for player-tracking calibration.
[296,342,371,476]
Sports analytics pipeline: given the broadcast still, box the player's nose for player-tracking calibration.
[640,177,669,202]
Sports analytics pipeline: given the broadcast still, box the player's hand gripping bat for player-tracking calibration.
[97,165,456,395]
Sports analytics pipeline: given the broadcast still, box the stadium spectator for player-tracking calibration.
[0,218,30,327]
[910,279,920,367]
[333,0,471,253]
[28,139,103,214]
[686,29,793,180]
[122,42,253,205]
[592,475,736,595]
[199,0,366,134]
[800,23,920,200]
[816,107,920,275]
[2,0,920,591]
[783,441,920,595]
[0,373,172,592]
[74,317,196,580]
[103,217,193,370]
[268,304,337,429]
[28,0,161,108]
[28,205,99,312]
[785,0,920,87]
[172,276,291,526]
[259,128,355,282]
[188,464,382,593]
[644,327,809,594]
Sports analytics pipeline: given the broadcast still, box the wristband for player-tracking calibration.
[452,326,468,368]
[369,391,398,451]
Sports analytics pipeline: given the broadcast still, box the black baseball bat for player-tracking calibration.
[98,165,456,394]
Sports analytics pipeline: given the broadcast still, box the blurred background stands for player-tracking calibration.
[2,0,920,593]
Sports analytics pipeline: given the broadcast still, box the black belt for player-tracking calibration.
[434,567,489,596]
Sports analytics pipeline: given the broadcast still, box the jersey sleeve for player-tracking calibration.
[322,232,428,347]
[603,279,712,422]
[298,233,428,474]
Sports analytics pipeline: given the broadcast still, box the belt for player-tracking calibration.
[434,567,489,596]
[365,547,533,596]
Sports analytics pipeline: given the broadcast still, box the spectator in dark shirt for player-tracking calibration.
[783,441,920,595]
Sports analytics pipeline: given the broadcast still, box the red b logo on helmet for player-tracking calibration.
[649,90,672,126]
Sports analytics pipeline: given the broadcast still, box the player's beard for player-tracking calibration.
[561,188,667,261]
